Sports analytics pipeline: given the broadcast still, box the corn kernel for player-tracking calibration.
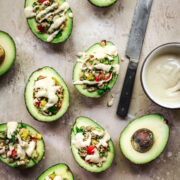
[23,130,28,139]
[36,133,42,140]
[87,74,93,80]
[41,99,47,106]
[52,77,58,85]
[49,173,56,179]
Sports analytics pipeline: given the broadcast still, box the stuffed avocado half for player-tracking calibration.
[0,31,16,76]
[37,163,74,180]
[120,114,169,164]
[89,0,116,7]
[71,116,114,173]
[25,66,69,122]
[24,0,73,43]
[73,40,120,98]
[0,122,45,168]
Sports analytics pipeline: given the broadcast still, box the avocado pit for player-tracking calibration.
[0,45,5,65]
[131,128,154,153]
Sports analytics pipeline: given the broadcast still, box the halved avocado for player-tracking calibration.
[120,114,169,164]
[0,31,16,76]
[89,0,116,7]
[73,41,119,98]
[24,0,73,43]
[25,66,69,122]
[71,116,114,173]
[0,122,45,168]
[37,163,74,180]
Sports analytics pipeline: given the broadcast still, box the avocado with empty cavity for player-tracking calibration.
[120,114,170,164]
[89,0,116,7]
[0,31,16,76]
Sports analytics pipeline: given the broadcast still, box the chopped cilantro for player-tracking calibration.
[97,86,110,95]
[9,135,16,143]
[48,106,58,114]
[109,66,114,72]
[100,152,105,157]
[76,127,84,134]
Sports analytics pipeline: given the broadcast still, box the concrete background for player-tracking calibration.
[0,0,180,179]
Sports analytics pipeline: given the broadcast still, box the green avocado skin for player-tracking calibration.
[0,123,45,168]
[73,41,119,98]
[120,114,170,164]
[25,66,70,122]
[37,163,74,180]
[0,31,16,76]
[88,0,116,7]
[24,0,73,43]
[71,116,114,173]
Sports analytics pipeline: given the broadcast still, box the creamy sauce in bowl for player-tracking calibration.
[142,44,180,108]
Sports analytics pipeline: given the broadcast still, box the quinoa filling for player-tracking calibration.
[0,122,42,166]
[74,40,119,95]
[45,173,68,180]
[24,0,73,42]
[72,125,111,167]
[33,75,64,116]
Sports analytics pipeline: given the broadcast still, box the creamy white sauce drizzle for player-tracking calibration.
[94,64,119,74]
[85,148,106,163]
[34,77,60,110]
[24,2,73,42]
[72,133,91,149]
[24,7,36,18]
[54,176,62,180]
[48,16,66,33]
[26,141,36,157]
[69,12,73,18]
[74,44,120,86]
[7,122,18,139]
[145,53,180,105]
[96,131,110,148]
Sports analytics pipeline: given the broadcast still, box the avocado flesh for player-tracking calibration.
[73,41,119,98]
[71,116,114,173]
[0,31,16,76]
[37,163,74,180]
[0,123,45,168]
[25,66,69,122]
[89,0,116,7]
[24,0,73,43]
[120,114,169,164]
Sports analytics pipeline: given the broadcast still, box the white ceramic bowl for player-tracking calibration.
[141,43,180,109]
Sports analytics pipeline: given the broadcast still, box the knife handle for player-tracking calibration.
[117,61,137,117]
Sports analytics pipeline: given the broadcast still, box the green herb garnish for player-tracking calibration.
[76,127,84,134]
[97,86,110,95]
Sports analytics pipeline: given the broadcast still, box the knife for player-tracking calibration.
[117,0,153,117]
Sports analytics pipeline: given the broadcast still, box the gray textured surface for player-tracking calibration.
[0,0,180,179]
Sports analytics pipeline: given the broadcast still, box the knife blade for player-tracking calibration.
[117,0,153,117]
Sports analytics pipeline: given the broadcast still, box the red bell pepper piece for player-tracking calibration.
[87,145,95,155]
[95,73,103,82]
[11,149,16,157]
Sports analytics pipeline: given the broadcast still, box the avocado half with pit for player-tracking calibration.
[37,163,74,180]
[73,41,119,98]
[0,122,45,168]
[71,116,114,173]
[89,0,116,7]
[0,31,16,76]
[25,66,69,122]
[24,0,73,43]
[120,114,169,164]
